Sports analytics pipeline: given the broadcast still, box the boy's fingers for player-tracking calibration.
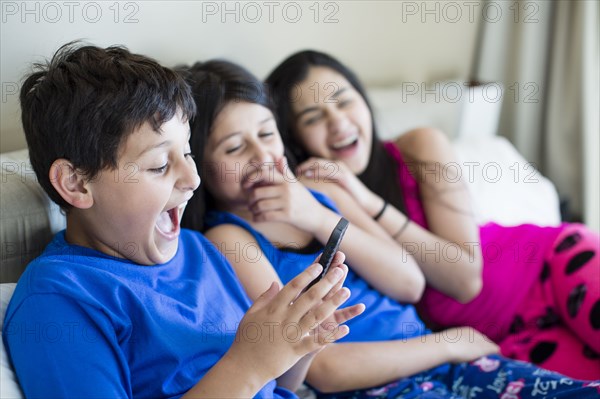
[331,303,365,325]
[276,263,323,305]
[288,265,345,320]
[311,324,350,346]
[252,281,280,309]
[331,251,345,266]
[323,263,348,301]
[298,285,350,332]
[321,253,347,299]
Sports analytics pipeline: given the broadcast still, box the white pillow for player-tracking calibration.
[1,283,24,399]
[453,137,561,226]
[369,85,461,141]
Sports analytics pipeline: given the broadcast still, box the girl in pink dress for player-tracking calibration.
[266,50,600,380]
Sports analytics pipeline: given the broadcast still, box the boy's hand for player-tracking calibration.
[226,252,364,383]
[316,253,362,331]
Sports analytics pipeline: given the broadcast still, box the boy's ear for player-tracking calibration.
[49,159,94,209]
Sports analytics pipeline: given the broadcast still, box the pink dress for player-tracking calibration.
[384,141,600,380]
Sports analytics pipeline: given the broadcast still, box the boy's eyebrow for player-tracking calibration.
[137,140,171,157]
[136,129,191,157]
[214,117,273,146]
[295,87,348,119]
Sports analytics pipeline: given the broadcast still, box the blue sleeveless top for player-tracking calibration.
[205,190,429,343]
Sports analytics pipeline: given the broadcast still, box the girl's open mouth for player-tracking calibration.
[331,135,359,156]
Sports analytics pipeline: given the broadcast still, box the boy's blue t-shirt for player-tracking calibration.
[205,190,430,344]
[2,229,296,399]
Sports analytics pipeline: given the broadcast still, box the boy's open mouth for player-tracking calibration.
[156,202,186,237]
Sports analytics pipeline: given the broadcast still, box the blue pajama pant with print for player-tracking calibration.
[316,355,600,398]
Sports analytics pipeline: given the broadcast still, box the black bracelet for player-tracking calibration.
[392,218,410,240]
[373,201,388,221]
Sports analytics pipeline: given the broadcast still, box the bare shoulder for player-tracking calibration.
[205,223,282,299]
[394,127,454,162]
[204,223,256,246]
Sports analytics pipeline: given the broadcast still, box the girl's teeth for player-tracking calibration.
[332,136,357,149]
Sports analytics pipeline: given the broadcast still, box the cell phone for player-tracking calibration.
[304,217,349,292]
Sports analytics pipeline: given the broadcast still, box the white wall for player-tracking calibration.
[1,0,480,152]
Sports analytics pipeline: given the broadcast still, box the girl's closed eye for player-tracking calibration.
[304,113,323,126]
[259,132,274,138]
[338,98,353,108]
[225,144,243,154]
[221,136,245,154]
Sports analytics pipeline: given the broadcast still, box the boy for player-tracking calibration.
[2,43,362,398]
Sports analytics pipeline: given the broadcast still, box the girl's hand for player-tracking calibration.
[439,327,499,363]
[226,252,364,383]
[245,157,331,233]
[296,157,382,216]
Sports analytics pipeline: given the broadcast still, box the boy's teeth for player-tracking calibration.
[332,136,357,149]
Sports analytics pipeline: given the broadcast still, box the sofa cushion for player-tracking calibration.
[1,283,24,398]
[0,150,66,283]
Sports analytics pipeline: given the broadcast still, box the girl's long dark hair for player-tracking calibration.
[179,60,276,231]
[266,50,406,214]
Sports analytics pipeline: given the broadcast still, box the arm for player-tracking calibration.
[205,225,497,393]
[307,327,498,393]
[185,253,361,397]
[205,224,364,392]
[301,178,425,303]
[386,128,483,302]
[205,224,309,391]
[6,265,357,399]
[297,129,483,303]
[4,290,318,399]
[248,160,425,303]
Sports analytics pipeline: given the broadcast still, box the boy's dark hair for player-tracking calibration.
[20,41,196,209]
[179,60,276,232]
[265,50,406,215]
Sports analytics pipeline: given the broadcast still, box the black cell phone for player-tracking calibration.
[304,217,349,292]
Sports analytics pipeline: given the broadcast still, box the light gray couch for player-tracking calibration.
[1,149,66,284]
